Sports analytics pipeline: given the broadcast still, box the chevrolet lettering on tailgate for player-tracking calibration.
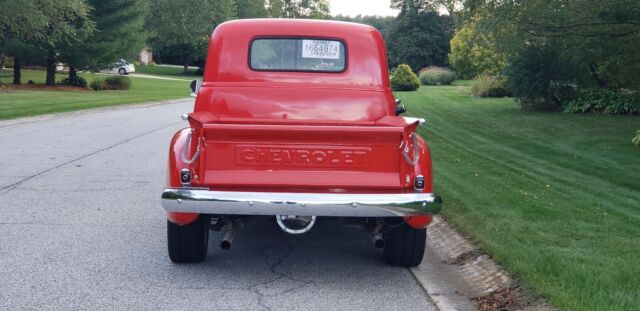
[236,145,371,168]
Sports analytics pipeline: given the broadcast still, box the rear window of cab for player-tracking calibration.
[249,38,346,73]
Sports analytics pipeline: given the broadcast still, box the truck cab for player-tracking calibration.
[161,19,442,267]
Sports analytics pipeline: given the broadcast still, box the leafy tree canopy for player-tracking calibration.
[387,9,452,71]
[63,0,148,72]
[147,0,237,72]
[448,16,505,79]
[332,15,396,39]
[470,0,640,89]
[267,0,330,18]
[235,0,268,18]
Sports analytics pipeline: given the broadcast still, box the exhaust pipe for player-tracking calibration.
[372,222,385,249]
[220,220,240,250]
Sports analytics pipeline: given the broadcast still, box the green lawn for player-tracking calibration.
[135,65,201,79]
[0,69,190,120]
[396,83,640,310]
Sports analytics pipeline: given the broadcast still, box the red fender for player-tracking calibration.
[405,134,434,229]
[166,128,199,225]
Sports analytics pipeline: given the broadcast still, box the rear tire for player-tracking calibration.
[167,215,210,263]
[383,223,426,267]
[118,68,126,75]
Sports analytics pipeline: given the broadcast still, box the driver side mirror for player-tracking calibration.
[190,80,202,97]
[395,98,406,115]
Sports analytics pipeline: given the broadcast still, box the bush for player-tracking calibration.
[391,64,420,91]
[564,89,640,115]
[471,74,509,98]
[103,76,131,90]
[90,79,105,91]
[419,67,456,85]
[27,80,35,84]
[3,57,14,68]
[59,76,87,88]
[195,67,204,75]
[633,130,640,147]
[505,47,577,111]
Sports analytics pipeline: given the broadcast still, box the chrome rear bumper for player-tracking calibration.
[161,188,442,217]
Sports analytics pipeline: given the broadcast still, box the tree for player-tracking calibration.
[36,0,94,85]
[448,16,505,79]
[62,0,148,78]
[147,0,236,73]
[386,8,452,71]
[266,0,330,18]
[235,0,268,19]
[0,0,51,84]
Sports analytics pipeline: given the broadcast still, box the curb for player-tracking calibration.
[412,216,553,311]
[411,216,479,310]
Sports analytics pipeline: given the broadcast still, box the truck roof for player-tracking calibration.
[203,18,390,88]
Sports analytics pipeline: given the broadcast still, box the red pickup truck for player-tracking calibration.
[161,19,442,267]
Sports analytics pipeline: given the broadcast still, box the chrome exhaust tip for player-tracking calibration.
[220,240,232,250]
[372,222,385,249]
[373,236,385,249]
[219,220,239,250]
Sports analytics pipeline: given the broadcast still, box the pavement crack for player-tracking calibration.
[246,239,314,311]
[0,121,182,196]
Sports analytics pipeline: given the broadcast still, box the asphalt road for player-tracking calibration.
[0,100,437,310]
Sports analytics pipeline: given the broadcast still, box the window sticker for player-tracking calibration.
[302,40,341,59]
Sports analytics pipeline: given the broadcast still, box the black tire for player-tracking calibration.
[167,215,210,263]
[118,68,126,75]
[383,223,426,267]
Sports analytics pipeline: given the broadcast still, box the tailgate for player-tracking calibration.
[197,123,405,190]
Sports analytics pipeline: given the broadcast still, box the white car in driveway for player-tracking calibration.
[112,59,135,75]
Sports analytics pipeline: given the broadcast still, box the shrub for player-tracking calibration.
[103,76,131,90]
[419,67,456,85]
[195,67,204,75]
[505,47,577,111]
[90,79,105,91]
[391,64,420,91]
[27,80,35,84]
[59,76,88,88]
[564,89,640,115]
[634,130,640,147]
[3,57,14,68]
[471,74,509,98]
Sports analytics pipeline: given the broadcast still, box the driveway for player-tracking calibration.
[0,100,437,310]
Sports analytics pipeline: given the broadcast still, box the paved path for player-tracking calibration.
[0,100,438,310]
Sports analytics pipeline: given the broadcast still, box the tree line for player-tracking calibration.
[0,0,336,85]
[0,0,457,86]
[3,0,637,114]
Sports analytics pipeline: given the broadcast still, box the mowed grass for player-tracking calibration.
[396,83,640,310]
[0,69,190,120]
[135,65,201,79]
